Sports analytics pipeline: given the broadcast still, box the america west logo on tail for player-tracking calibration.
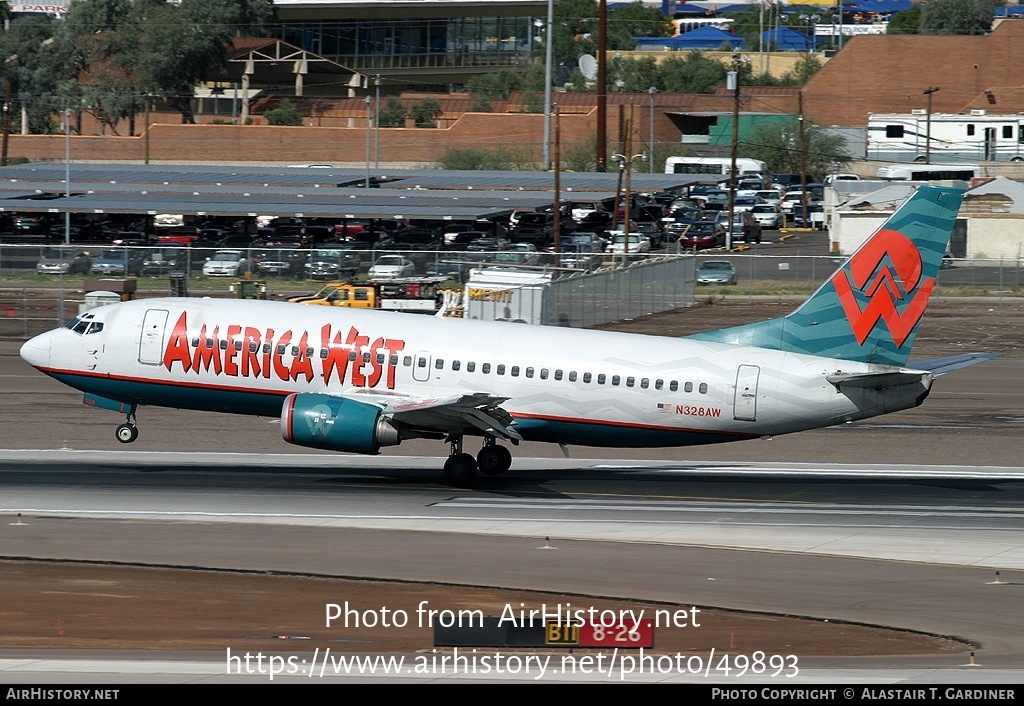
[830,228,934,349]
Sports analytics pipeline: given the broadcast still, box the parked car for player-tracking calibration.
[789,203,825,229]
[677,220,726,250]
[751,204,782,229]
[253,247,305,276]
[202,249,251,277]
[142,247,187,274]
[696,260,738,285]
[493,242,541,266]
[368,254,416,279]
[606,232,651,255]
[303,246,360,280]
[728,211,763,244]
[36,247,92,274]
[89,248,145,276]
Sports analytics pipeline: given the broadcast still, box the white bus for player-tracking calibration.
[868,111,1024,163]
[665,156,767,177]
[875,163,980,182]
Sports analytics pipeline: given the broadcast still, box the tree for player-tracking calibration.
[0,16,77,134]
[887,6,923,34]
[409,98,442,128]
[657,53,728,94]
[63,0,274,125]
[920,0,1002,35]
[746,120,852,178]
[607,1,674,50]
[378,97,408,127]
[263,99,303,126]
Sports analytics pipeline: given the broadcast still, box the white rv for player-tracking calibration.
[867,110,1024,162]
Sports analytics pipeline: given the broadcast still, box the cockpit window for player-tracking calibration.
[64,315,103,335]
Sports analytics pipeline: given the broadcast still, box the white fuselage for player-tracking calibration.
[21,298,933,449]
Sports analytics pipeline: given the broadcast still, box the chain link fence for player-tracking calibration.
[2,242,1022,339]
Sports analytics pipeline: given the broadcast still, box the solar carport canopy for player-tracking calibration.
[0,163,707,220]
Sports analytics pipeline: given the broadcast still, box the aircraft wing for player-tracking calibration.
[334,389,522,442]
[909,353,999,376]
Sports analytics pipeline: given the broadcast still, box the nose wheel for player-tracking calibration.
[115,407,139,444]
[116,423,139,443]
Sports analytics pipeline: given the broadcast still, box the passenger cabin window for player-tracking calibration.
[699,383,708,394]
[525,367,534,378]
[403,356,412,366]
[583,373,591,383]
[467,362,476,373]
[655,380,663,390]
[670,381,679,392]
[497,364,505,375]
[597,374,606,385]
[452,360,460,371]
[511,366,520,377]
[611,375,620,386]
[483,363,492,374]
[541,369,550,380]
[1004,125,1014,139]
[435,359,444,369]
[684,382,693,393]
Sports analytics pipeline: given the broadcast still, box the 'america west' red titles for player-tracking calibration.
[160,312,405,389]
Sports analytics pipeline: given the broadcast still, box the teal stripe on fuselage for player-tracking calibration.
[49,372,287,417]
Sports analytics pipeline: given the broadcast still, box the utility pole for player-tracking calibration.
[596,0,607,171]
[924,86,940,165]
[799,91,808,227]
[726,53,742,251]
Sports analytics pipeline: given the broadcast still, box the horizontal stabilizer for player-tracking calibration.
[826,370,930,389]
[909,352,999,376]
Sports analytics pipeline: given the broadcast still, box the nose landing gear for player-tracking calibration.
[115,406,139,444]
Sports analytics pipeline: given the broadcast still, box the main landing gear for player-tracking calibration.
[115,406,139,444]
[442,436,512,484]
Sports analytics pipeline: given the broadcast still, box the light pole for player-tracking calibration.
[64,108,71,246]
[924,86,940,164]
[541,0,554,171]
[374,74,381,169]
[648,86,657,174]
[364,95,371,188]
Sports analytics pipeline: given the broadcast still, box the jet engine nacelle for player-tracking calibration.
[281,393,401,454]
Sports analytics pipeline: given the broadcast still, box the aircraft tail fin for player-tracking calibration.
[688,185,964,366]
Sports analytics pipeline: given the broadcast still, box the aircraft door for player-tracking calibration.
[733,365,760,421]
[139,309,169,365]
[412,351,431,382]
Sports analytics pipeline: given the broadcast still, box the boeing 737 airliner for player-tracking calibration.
[20,186,991,483]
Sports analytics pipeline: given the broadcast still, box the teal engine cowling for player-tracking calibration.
[281,393,401,454]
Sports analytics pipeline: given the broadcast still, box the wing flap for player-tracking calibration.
[328,389,518,439]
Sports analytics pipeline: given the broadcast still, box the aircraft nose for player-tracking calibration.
[20,331,52,369]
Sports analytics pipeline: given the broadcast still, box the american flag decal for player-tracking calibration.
[657,403,673,414]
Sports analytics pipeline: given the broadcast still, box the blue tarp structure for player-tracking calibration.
[995,5,1024,15]
[635,25,744,50]
[760,26,815,51]
[842,0,914,13]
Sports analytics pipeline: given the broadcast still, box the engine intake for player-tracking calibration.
[281,393,401,454]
